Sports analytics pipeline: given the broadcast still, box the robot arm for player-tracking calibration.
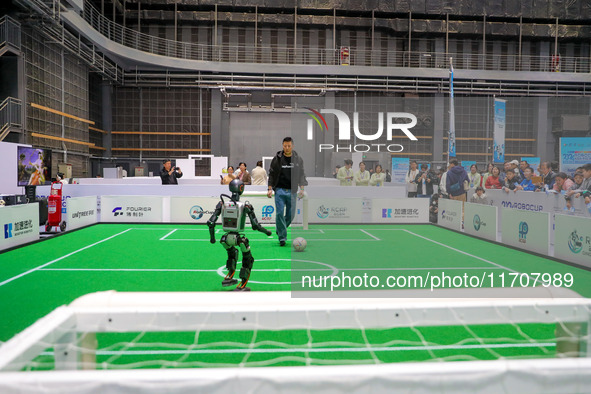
[244,203,272,236]
[207,201,223,243]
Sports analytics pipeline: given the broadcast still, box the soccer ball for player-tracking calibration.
[0,199,5,207]
[292,237,307,252]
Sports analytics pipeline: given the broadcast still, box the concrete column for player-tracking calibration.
[210,88,223,156]
[101,83,113,158]
[432,94,444,162]
[535,97,553,160]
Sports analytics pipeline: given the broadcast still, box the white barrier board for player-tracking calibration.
[554,214,591,269]
[101,196,164,223]
[308,198,363,223]
[66,196,97,231]
[464,203,498,242]
[0,204,39,251]
[500,208,549,255]
[438,199,463,231]
[371,198,429,223]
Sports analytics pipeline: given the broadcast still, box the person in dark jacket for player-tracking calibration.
[535,161,556,191]
[267,137,308,246]
[445,159,470,201]
[415,164,438,197]
[502,169,519,193]
[160,159,183,185]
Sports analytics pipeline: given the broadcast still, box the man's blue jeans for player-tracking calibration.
[274,188,296,242]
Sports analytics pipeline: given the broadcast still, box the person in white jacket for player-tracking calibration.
[405,160,419,197]
[370,164,386,186]
[354,162,370,186]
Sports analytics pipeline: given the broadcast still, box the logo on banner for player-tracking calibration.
[190,206,205,220]
[518,221,528,243]
[305,108,418,153]
[316,205,330,219]
[112,207,123,216]
[568,230,583,254]
[473,215,481,231]
[441,209,457,222]
[382,209,392,218]
[262,205,274,220]
[4,223,12,239]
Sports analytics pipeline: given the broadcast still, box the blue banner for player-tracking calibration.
[448,61,456,158]
[391,158,410,184]
[560,138,591,176]
[521,157,540,176]
[462,161,476,174]
[493,99,506,164]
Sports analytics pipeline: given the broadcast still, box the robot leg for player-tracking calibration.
[221,233,239,287]
[235,236,254,291]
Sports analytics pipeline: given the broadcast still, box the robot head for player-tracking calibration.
[229,179,245,196]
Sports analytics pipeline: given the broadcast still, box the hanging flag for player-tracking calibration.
[493,98,506,164]
[448,58,456,159]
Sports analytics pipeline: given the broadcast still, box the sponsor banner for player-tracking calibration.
[170,196,277,224]
[66,196,97,231]
[101,196,163,223]
[308,198,363,223]
[371,198,429,223]
[493,98,506,164]
[438,198,463,231]
[0,203,39,251]
[391,158,409,184]
[464,202,498,242]
[500,208,549,255]
[462,161,475,174]
[560,137,591,176]
[554,214,591,268]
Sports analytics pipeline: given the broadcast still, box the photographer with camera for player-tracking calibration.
[160,159,183,185]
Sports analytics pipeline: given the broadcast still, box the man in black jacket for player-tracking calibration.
[160,159,183,185]
[267,137,308,246]
[415,164,438,197]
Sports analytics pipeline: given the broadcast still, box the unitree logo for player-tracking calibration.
[305,108,418,153]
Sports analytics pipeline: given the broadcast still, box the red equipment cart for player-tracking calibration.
[46,182,66,232]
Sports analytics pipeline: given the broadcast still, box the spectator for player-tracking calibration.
[332,165,341,178]
[251,160,268,185]
[220,166,235,185]
[439,164,450,198]
[385,169,392,183]
[235,162,252,185]
[484,166,502,189]
[551,161,560,173]
[405,160,420,197]
[337,159,354,186]
[515,167,536,191]
[468,164,482,188]
[535,161,556,191]
[56,172,68,185]
[370,164,386,186]
[566,163,591,202]
[160,159,183,185]
[446,159,470,201]
[553,172,574,193]
[519,160,529,179]
[429,194,439,223]
[502,169,519,193]
[499,162,512,184]
[509,160,522,182]
[470,186,488,204]
[354,161,370,186]
[267,136,307,246]
[415,164,438,197]
[565,172,584,211]
[481,163,494,186]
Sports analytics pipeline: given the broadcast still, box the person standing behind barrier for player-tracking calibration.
[251,161,268,186]
[267,137,307,247]
[370,164,386,186]
[535,161,557,191]
[553,172,574,193]
[468,164,482,188]
[354,161,370,186]
[405,160,419,197]
[160,159,183,185]
[235,162,252,185]
[481,163,494,187]
[515,167,536,191]
[484,166,502,189]
[502,169,519,194]
[565,172,584,211]
[221,166,236,185]
[415,164,437,197]
[446,159,470,202]
[337,159,354,186]
[470,186,488,204]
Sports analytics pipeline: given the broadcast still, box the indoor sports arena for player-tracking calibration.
[1,0,591,392]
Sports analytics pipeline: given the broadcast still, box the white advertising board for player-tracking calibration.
[500,208,549,255]
[308,198,363,223]
[66,196,97,231]
[554,214,591,269]
[464,203,498,242]
[101,196,163,223]
[438,199,463,231]
[170,196,277,224]
[371,198,429,223]
[0,203,39,251]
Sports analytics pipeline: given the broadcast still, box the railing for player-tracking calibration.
[80,0,591,73]
[0,97,22,141]
[0,15,22,51]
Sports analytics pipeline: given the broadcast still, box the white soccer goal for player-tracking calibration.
[0,288,591,393]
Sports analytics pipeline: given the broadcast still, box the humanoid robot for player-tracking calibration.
[207,179,272,291]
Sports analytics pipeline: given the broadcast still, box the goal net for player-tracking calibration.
[0,288,591,393]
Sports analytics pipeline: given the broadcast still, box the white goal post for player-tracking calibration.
[0,288,590,393]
